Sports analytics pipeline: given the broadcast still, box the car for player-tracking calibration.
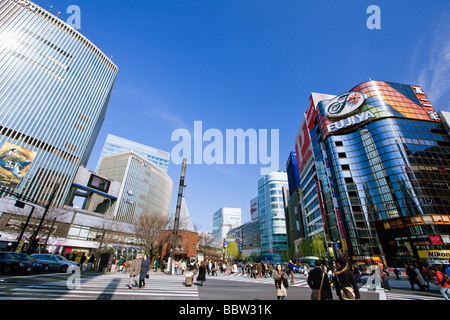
[9,252,50,273]
[0,252,34,274]
[0,252,21,274]
[31,254,80,272]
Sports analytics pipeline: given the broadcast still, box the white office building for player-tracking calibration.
[212,207,242,241]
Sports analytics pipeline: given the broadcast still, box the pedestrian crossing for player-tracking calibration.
[212,272,310,287]
[0,272,199,300]
[386,292,445,301]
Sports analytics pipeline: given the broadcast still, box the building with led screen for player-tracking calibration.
[0,0,118,208]
[293,80,450,267]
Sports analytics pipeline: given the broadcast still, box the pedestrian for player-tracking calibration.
[87,254,95,271]
[333,258,361,300]
[273,264,288,300]
[154,259,159,272]
[197,260,206,286]
[308,259,333,300]
[288,260,295,284]
[117,256,124,272]
[406,264,418,291]
[257,263,263,279]
[268,263,273,277]
[431,266,450,300]
[181,259,187,275]
[174,259,178,275]
[413,264,426,291]
[211,261,217,276]
[178,259,183,275]
[445,264,450,277]
[128,254,141,289]
[378,263,391,291]
[79,253,87,270]
[232,263,238,274]
[139,254,150,289]
[394,267,400,280]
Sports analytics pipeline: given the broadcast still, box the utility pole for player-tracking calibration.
[168,158,187,275]
[26,184,59,254]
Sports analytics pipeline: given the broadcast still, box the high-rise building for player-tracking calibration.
[284,152,305,258]
[95,134,170,173]
[257,171,288,262]
[0,0,118,207]
[212,207,241,241]
[95,151,173,224]
[294,80,450,266]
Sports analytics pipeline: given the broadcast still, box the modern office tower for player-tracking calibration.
[212,207,241,241]
[257,171,288,262]
[95,134,170,173]
[0,1,118,207]
[94,151,173,224]
[303,80,450,266]
[284,152,305,257]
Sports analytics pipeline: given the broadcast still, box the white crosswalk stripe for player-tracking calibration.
[386,292,445,300]
[1,273,199,300]
[212,273,310,287]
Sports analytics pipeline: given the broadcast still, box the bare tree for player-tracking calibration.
[132,213,169,262]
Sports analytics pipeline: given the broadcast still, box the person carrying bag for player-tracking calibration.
[308,259,333,300]
[333,258,361,300]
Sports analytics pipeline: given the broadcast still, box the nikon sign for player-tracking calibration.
[418,250,450,259]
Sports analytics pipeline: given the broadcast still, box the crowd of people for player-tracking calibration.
[72,252,450,300]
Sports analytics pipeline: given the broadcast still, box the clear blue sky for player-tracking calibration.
[34,0,450,231]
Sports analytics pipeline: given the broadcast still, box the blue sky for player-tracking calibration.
[34,0,450,231]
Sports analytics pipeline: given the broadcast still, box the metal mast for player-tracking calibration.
[168,158,187,274]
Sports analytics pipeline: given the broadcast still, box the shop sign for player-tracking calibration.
[418,250,450,259]
[327,110,376,133]
[324,91,367,119]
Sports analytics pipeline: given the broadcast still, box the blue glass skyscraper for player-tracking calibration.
[0,0,118,207]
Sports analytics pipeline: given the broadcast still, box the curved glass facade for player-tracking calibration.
[0,1,118,207]
[312,80,450,265]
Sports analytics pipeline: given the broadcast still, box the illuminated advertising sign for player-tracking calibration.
[294,97,316,174]
[317,81,441,139]
[250,197,259,221]
[324,91,367,119]
[0,142,36,189]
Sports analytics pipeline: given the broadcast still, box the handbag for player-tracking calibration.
[336,273,356,300]
[311,271,325,300]
[145,273,149,279]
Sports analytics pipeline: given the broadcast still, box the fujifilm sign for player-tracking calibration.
[324,91,375,133]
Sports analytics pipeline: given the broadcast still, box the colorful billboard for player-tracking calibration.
[317,80,441,139]
[0,142,36,189]
[294,97,317,175]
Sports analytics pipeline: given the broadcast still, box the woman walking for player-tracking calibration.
[273,264,288,300]
[139,255,150,289]
[197,260,207,286]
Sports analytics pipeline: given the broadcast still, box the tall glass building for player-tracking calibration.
[95,134,170,173]
[212,207,241,241]
[257,171,288,262]
[0,0,118,207]
[300,80,450,266]
[96,151,173,224]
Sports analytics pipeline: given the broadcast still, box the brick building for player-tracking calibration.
[158,229,198,261]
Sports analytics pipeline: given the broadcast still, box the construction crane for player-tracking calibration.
[168,158,187,274]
